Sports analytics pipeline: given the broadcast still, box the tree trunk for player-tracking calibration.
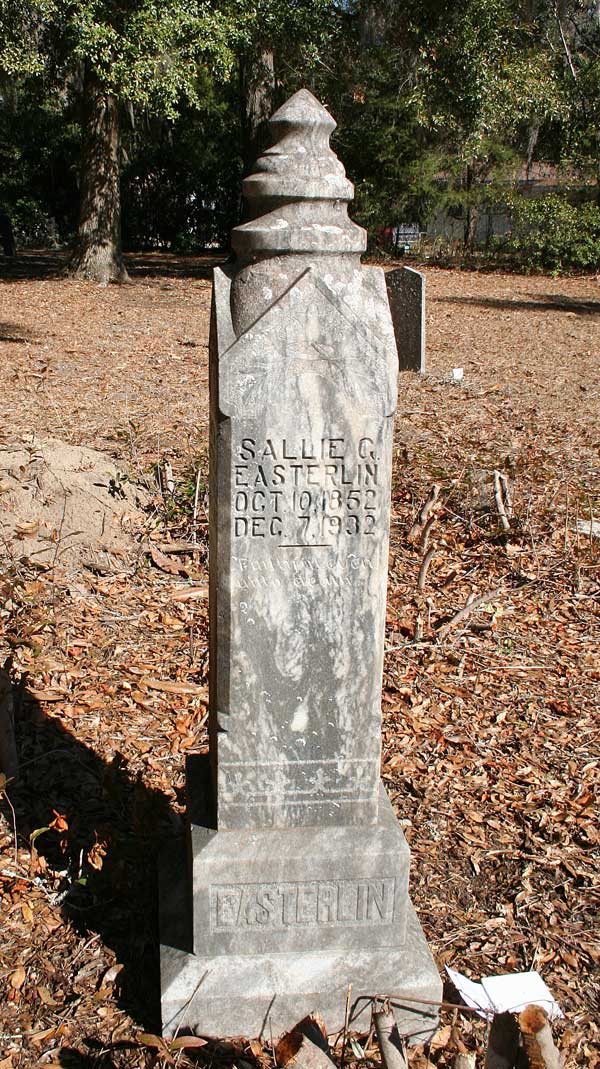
[526,121,540,181]
[240,45,275,176]
[463,164,478,253]
[359,2,389,47]
[0,212,16,256]
[71,68,128,283]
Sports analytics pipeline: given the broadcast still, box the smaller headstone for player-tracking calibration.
[385,266,426,373]
[393,223,421,250]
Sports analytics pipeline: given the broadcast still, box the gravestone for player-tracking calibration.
[385,266,426,373]
[160,89,441,1039]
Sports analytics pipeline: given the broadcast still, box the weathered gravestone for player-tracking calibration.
[385,266,426,373]
[160,89,441,1039]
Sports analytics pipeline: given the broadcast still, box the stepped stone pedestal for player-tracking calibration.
[160,89,441,1041]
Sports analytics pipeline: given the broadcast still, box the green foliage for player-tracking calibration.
[121,88,242,250]
[1,0,236,113]
[0,87,80,244]
[505,193,600,272]
[1,0,600,265]
[417,0,560,158]
[312,0,564,241]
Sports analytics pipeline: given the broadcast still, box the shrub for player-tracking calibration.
[505,193,600,272]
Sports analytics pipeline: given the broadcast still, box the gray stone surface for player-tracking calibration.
[160,89,441,1040]
[385,267,426,373]
[161,900,440,1042]
[189,785,410,957]
[210,263,396,831]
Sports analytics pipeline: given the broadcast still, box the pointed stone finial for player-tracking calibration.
[230,90,366,334]
[232,89,366,262]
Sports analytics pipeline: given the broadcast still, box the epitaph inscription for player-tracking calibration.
[233,435,380,542]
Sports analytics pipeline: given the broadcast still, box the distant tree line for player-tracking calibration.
[1,0,599,280]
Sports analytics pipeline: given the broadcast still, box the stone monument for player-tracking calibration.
[160,89,441,1039]
[385,266,426,373]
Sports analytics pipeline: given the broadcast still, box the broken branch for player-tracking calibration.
[493,471,511,532]
[417,547,436,592]
[518,1005,561,1069]
[374,1010,408,1069]
[408,483,441,541]
[437,587,503,639]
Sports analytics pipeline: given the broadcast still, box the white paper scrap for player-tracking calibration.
[482,971,563,1021]
[445,966,563,1021]
[445,967,494,1018]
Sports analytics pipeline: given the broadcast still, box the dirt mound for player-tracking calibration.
[0,438,150,570]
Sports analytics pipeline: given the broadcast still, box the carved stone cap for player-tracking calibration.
[231,89,366,262]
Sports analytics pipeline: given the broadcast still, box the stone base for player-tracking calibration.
[189,784,411,958]
[161,902,441,1041]
[160,768,441,1040]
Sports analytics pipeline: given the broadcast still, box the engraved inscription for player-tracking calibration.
[210,877,395,931]
[233,435,381,541]
[233,553,375,594]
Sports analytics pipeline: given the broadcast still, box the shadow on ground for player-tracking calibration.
[0,251,68,280]
[0,321,32,342]
[2,687,184,1042]
[435,293,600,316]
[127,252,227,280]
[0,250,227,283]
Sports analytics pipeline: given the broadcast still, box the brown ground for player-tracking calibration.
[0,253,598,1068]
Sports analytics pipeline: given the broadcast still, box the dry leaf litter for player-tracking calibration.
[0,253,598,1068]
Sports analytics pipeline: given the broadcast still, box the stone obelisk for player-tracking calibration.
[160,89,441,1039]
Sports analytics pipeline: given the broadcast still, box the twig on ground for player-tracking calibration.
[437,587,504,639]
[339,984,352,1069]
[409,483,441,541]
[192,467,202,547]
[421,512,438,551]
[163,457,175,494]
[493,471,511,532]
[417,547,436,592]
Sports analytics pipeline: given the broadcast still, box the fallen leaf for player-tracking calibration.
[140,677,207,696]
[28,688,67,702]
[101,963,123,986]
[37,985,59,1007]
[15,521,40,537]
[171,586,209,601]
[171,1036,209,1050]
[21,902,34,924]
[430,1024,452,1050]
[10,966,26,990]
[148,544,189,576]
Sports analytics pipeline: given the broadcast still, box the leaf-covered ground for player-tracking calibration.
[0,253,598,1068]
